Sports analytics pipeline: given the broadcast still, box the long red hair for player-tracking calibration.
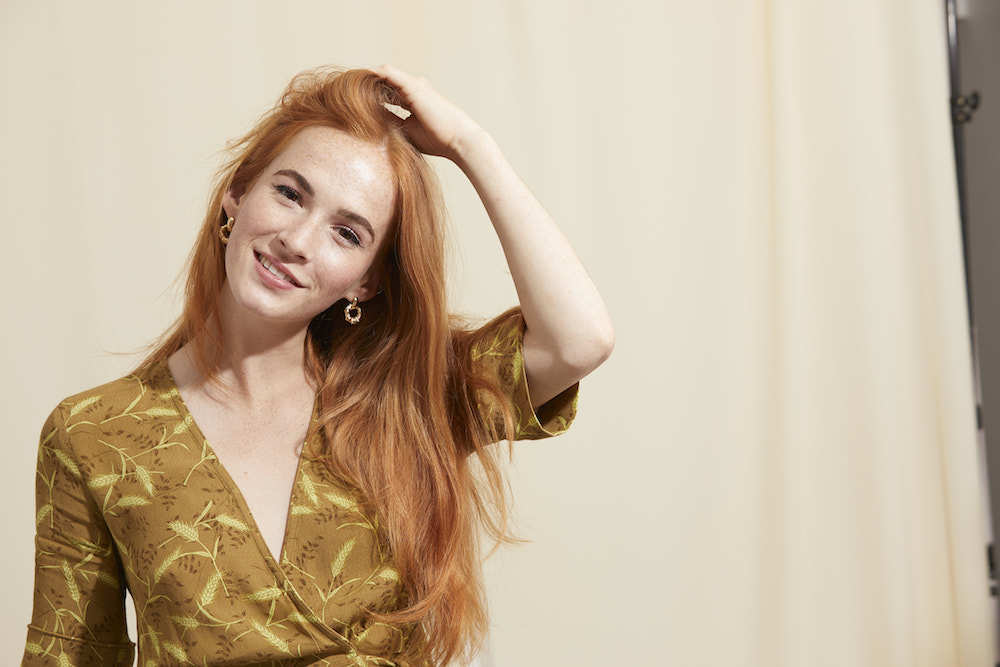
[130,65,526,665]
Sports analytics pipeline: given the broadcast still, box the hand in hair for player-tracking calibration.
[371,63,486,164]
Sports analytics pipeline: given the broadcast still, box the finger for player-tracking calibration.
[375,64,429,98]
[370,64,393,86]
[377,63,407,78]
[372,63,407,86]
[371,65,415,105]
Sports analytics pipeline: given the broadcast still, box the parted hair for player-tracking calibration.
[132,65,526,666]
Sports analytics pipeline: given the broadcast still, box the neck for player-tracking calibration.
[203,282,319,407]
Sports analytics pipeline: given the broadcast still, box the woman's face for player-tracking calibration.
[221,125,396,325]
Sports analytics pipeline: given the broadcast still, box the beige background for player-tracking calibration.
[3,1,994,666]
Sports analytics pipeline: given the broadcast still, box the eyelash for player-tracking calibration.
[272,184,361,247]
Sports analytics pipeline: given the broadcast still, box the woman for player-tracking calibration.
[22,64,613,666]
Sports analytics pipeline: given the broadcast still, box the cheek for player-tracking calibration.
[230,214,261,243]
[314,257,369,292]
[232,207,296,250]
[311,259,350,290]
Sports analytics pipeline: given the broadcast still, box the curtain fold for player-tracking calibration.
[749,1,995,664]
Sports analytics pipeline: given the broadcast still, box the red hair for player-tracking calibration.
[130,65,527,665]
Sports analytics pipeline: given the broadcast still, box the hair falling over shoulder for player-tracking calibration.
[129,65,526,666]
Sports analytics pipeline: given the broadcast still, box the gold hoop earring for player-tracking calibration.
[344,296,362,324]
[219,216,234,244]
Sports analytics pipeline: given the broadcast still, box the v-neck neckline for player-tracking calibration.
[150,356,356,650]
[156,355,321,568]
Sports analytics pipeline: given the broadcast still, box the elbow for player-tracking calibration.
[595,326,615,366]
[592,325,614,363]
[567,325,614,374]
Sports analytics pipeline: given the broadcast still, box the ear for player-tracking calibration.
[354,263,385,302]
[221,184,245,221]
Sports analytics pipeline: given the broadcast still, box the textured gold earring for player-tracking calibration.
[344,296,361,324]
[219,216,234,244]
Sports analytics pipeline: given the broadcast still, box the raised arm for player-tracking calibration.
[372,64,615,410]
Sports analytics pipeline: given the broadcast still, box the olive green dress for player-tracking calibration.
[20,313,580,666]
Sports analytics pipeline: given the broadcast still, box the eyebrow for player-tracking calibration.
[272,168,376,241]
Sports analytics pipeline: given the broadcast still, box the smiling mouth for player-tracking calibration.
[254,250,303,287]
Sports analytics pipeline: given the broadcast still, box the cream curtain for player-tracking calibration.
[2,1,994,665]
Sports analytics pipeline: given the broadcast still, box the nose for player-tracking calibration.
[273,212,320,260]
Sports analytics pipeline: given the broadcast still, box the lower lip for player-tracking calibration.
[254,252,299,290]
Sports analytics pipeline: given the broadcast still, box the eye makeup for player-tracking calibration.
[272,184,362,247]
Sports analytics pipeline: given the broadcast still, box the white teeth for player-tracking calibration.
[257,252,296,285]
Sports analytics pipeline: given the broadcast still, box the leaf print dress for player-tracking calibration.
[21,312,580,666]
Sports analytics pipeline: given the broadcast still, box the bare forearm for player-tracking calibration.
[454,130,614,369]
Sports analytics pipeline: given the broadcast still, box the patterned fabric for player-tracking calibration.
[21,313,579,666]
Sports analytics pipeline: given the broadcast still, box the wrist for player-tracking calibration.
[451,126,496,170]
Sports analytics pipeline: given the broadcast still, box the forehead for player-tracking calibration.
[271,126,396,232]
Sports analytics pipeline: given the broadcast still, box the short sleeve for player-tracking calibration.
[469,311,580,441]
[21,404,136,666]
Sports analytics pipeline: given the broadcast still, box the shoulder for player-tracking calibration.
[41,359,177,451]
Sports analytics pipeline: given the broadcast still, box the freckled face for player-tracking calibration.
[221,126,396,323]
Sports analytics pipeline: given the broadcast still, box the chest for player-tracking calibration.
[212,432,305,562]
[178,391,314,563]
[87,358,415,662]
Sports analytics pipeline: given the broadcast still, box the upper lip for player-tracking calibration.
[256,250,304,287]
